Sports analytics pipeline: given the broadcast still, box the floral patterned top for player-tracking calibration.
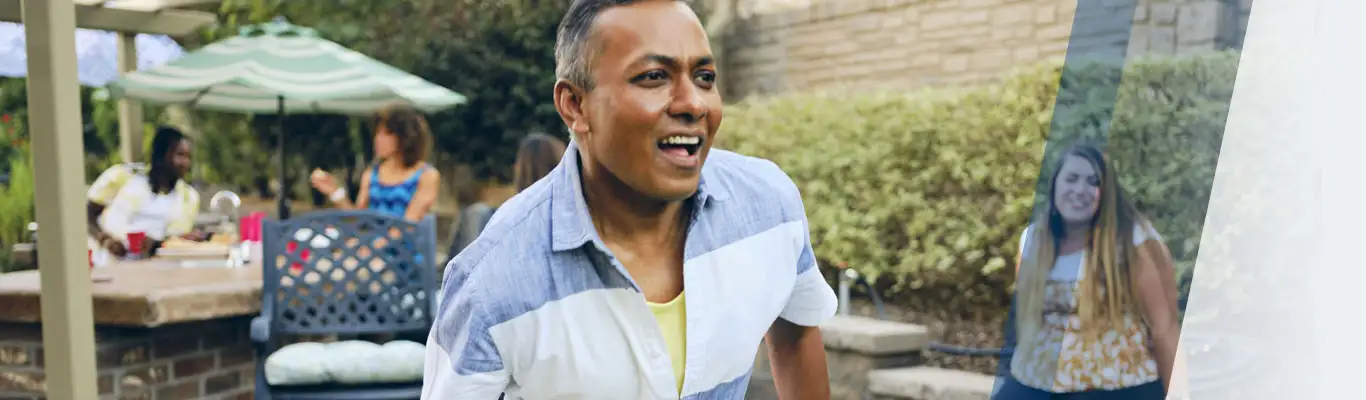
[1009,223,1163,392]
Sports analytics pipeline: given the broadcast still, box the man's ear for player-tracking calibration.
[553,80,592,139]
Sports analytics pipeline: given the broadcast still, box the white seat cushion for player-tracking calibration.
[266,340,427,386]
[264,342,331,386]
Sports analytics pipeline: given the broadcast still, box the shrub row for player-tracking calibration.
[717,51,1241,316]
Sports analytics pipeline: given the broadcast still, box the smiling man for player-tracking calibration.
[422,0,837,399]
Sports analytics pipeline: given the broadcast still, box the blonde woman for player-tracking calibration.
[995,143,1183,400]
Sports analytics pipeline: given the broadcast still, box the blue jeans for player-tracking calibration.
[992,375,1164,400]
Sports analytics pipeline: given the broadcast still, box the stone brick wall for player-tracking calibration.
[0,317,255,400]
[1128,0,1253,56]
[723,0,1251,100]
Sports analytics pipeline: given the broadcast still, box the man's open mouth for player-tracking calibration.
[657,135,702,157]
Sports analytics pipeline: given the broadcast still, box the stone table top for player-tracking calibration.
[0,259,262,327]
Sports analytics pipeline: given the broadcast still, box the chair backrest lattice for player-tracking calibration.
[261,211,439,336]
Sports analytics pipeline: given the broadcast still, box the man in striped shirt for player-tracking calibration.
[422,1,838,398]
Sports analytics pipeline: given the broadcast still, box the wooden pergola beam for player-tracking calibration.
[0,0,218,36]
[129,0,228,10]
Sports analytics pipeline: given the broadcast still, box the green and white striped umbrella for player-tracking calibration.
[106,18,466,115]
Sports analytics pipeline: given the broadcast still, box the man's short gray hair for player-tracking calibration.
[555,0,684,91]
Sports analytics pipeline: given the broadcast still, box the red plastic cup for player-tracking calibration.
[126,232,146,257]
[88,249,94,270]
[245,212,266,242]
[239,218,252,242]
[238,221,250,242]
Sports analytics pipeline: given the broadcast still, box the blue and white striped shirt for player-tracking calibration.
[423,141,838,399]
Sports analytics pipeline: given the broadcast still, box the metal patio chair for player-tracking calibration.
[250,210,439,400]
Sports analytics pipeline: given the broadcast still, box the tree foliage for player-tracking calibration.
[199,0,573,185]
[0,78,165,179]
[414,0,571,180]
[196,0,731,186]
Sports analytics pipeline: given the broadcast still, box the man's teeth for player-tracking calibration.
[660,136,701,146]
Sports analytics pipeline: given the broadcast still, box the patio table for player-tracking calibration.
[0,249,402,400]
[0,258,263,399]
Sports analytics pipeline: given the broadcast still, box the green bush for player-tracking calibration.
[717,51,1241,316]
[0,144,34,248]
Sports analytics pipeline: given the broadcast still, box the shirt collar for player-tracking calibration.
[549,139,729,252]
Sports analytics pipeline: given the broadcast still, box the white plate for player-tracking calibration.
[178,259,234,268]
[157,246,231,259]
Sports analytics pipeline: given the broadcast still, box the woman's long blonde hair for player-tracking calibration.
[1016,143,1149,345]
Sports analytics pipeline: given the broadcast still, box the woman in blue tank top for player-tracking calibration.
[310,103,440,220]
[310,103,440,269]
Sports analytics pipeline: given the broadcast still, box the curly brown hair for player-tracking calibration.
[372,102,432,168]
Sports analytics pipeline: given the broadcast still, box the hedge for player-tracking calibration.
[716,51,1241,317]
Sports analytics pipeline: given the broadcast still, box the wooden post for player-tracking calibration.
[116,32,144,163]
[22,0,100,398]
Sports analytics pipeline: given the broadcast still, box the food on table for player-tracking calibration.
[210,232,238,245]
[163,236,231,250]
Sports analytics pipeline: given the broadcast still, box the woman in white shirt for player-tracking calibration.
[995,142,1184,400]
[87,126,204,259]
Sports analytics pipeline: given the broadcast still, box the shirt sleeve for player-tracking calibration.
[1133,220,1163,245]
[98,178,146,240]
[423,261,510,399]
[775,170,838,327]
[166,184,200,237]
[88,165,132,205]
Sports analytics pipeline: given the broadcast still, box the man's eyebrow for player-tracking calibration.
[693,56,714,68]
[637,53,715,69]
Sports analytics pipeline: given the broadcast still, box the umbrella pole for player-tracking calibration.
[276,95,289,219]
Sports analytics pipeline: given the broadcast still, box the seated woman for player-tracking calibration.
[87,126,203,260]
[444,132,566,267]
[305,103,441,345]
[309,102,441,222]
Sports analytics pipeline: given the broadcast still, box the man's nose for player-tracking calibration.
[668,82,707,123]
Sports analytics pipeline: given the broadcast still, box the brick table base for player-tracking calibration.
[0,317,255,400]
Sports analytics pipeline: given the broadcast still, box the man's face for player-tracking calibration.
[561,0,723,202]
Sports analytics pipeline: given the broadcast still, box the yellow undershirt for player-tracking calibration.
[647,290,687,395]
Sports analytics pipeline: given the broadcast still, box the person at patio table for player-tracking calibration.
[87,126,204,258]
[444,132,566,266]
[994,142,1185,400]
[309,102,440,298]
[308,102,441,222]
[423,1,837,398]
